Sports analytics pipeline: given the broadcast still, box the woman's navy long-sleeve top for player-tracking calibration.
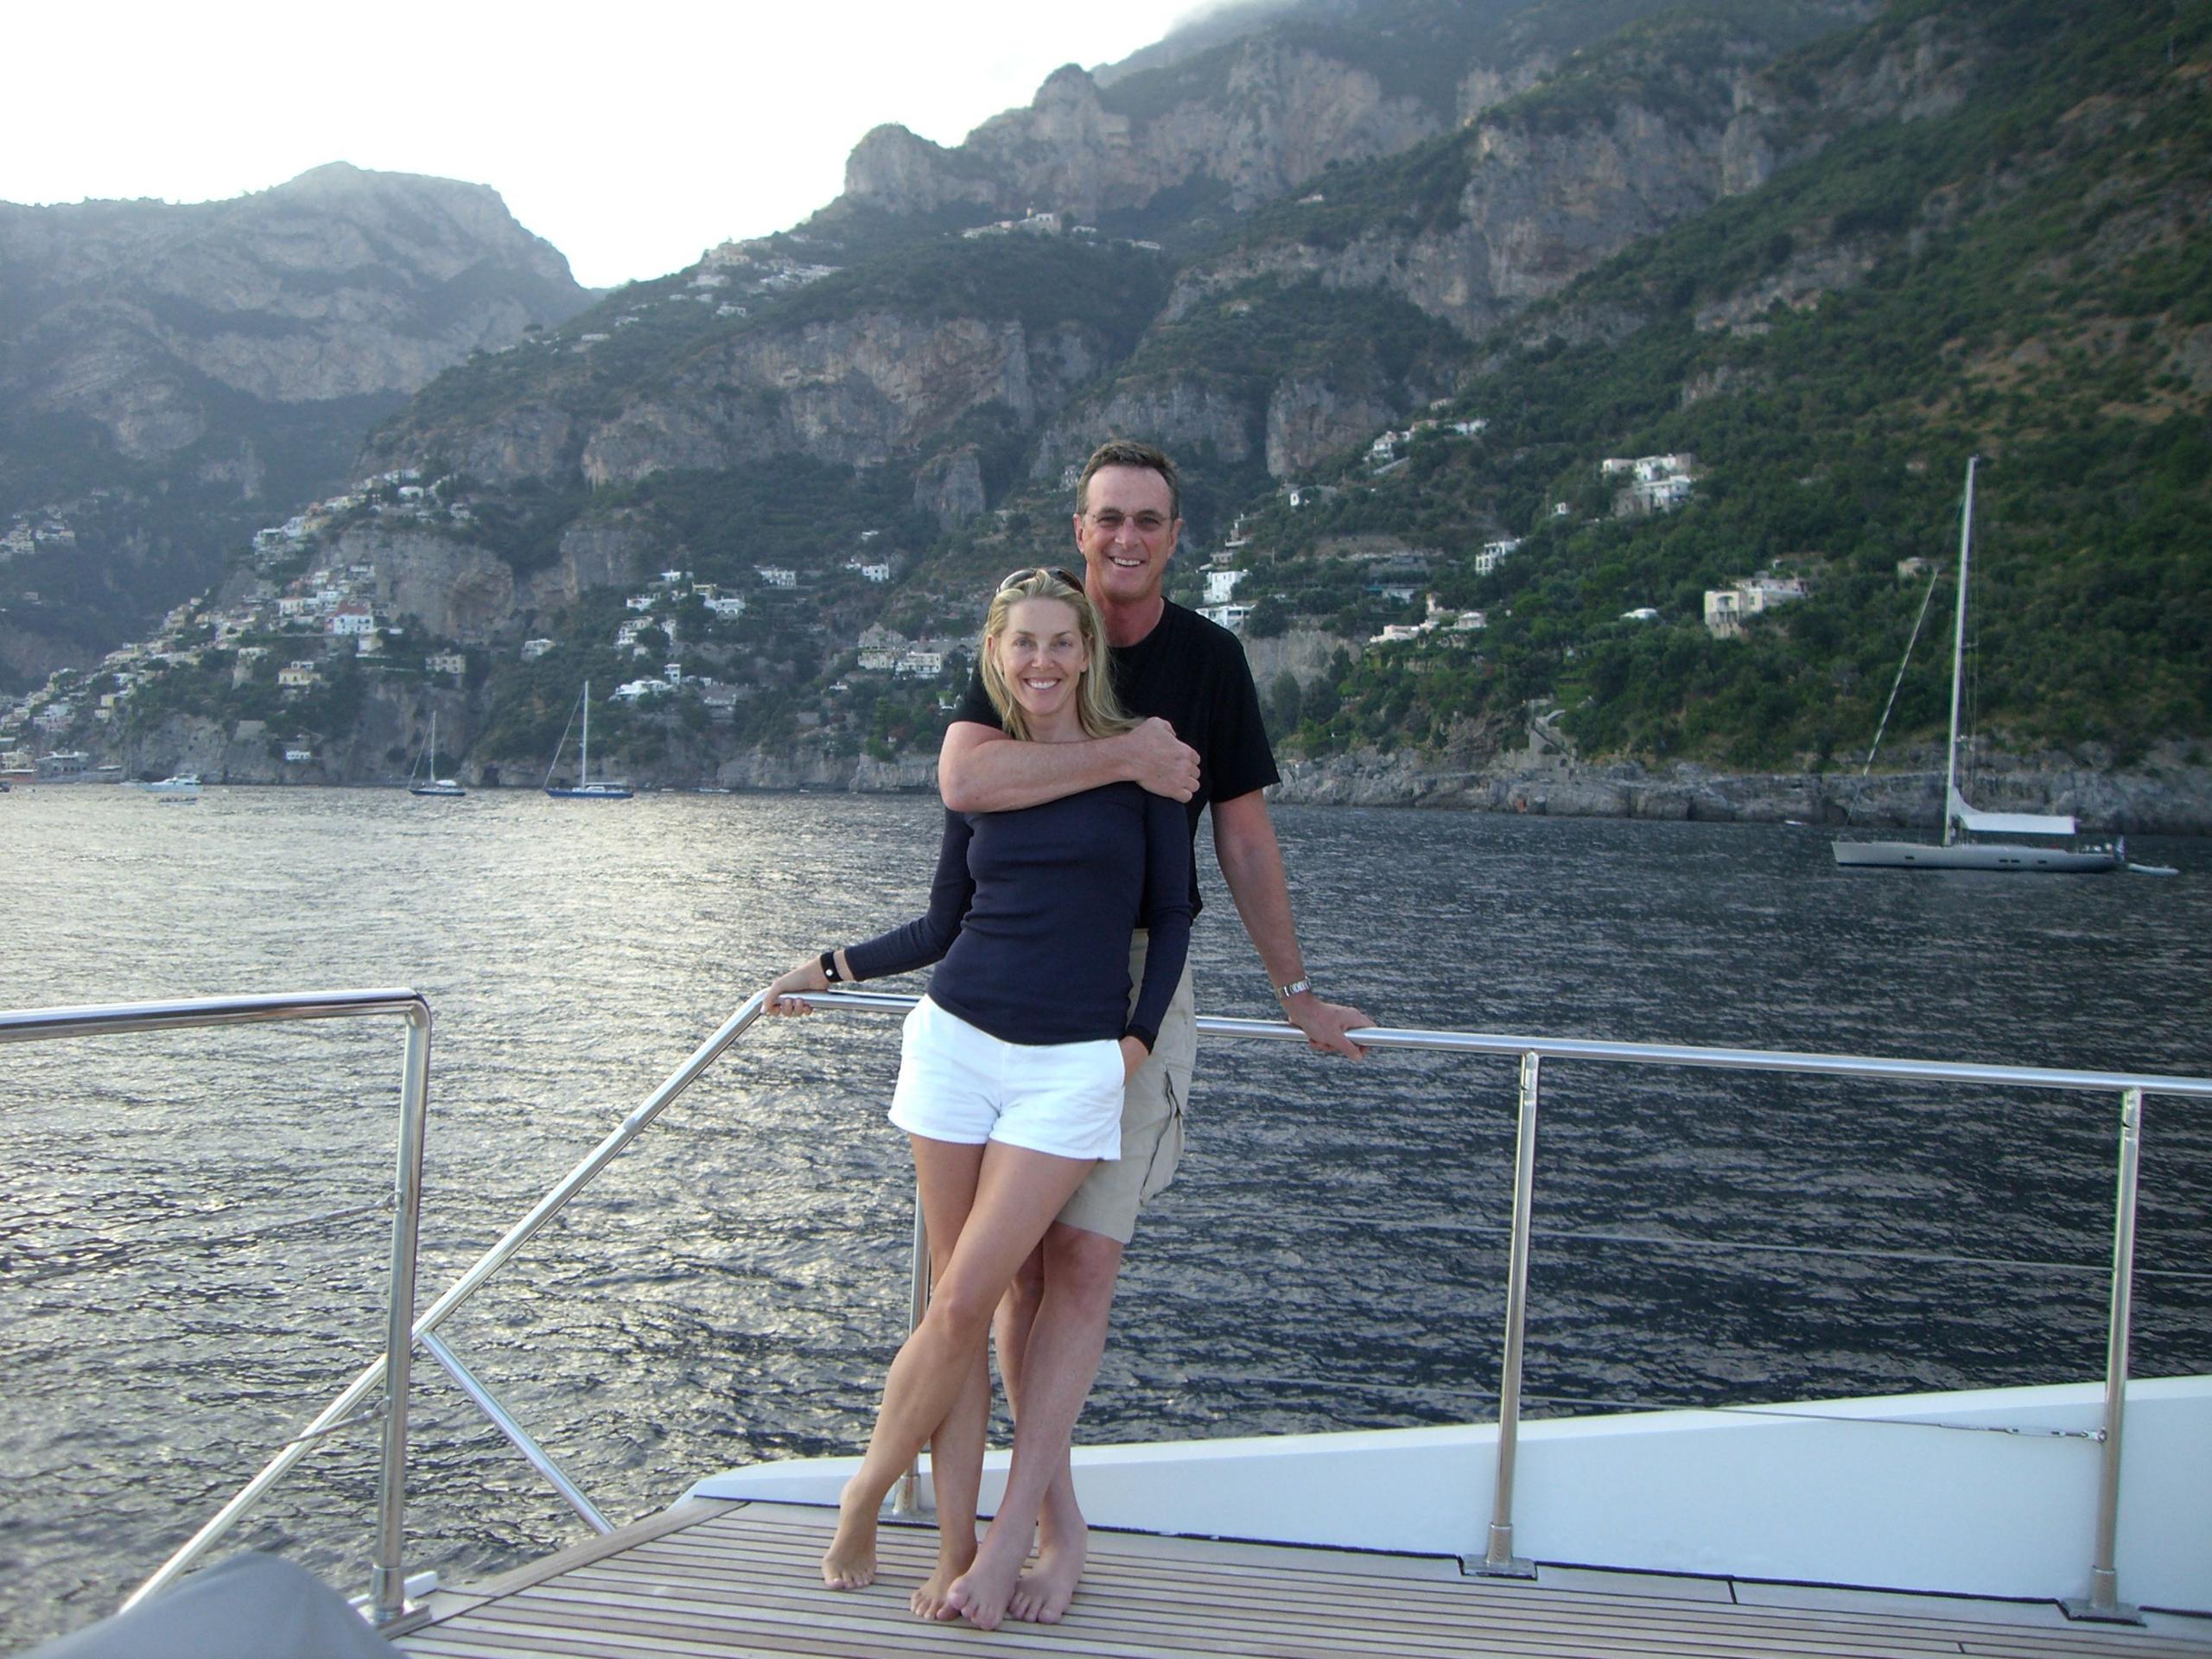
[843,782,1192,1052]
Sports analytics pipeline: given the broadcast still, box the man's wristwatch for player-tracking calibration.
[1275,978,1312,1000]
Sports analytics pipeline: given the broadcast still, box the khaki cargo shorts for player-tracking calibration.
[1055,931,1195,1246]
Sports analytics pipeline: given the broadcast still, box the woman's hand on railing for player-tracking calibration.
[766,957,830,1016]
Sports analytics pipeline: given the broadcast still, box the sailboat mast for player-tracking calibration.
[1942,457,1977,849]
[581,682,591,785]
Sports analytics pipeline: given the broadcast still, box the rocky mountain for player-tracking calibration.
[20,0,2210,813]
[0,162,590,686]
[362,0,1872,510]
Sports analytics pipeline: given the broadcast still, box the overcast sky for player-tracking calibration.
[4,2,1205,289]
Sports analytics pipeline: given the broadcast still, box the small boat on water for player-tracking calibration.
[407,715,466,798]
[543,681,632,800]
[139,774,201,801]
[1835,460,2124,874]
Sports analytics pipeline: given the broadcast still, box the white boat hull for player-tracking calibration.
[1835,838,2123,872]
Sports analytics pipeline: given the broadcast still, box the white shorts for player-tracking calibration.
[888,996,1125,1162]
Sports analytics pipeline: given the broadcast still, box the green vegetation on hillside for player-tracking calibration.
[1249,0,2212,768]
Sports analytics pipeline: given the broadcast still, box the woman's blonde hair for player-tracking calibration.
[980,569,1135,742]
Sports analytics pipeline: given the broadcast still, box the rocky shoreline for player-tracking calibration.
[99,715,2212,835]
[1269,746,2212,836]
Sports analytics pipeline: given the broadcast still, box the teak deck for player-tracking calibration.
[396,1501,2210,1659]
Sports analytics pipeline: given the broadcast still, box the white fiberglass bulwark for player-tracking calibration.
[690,1375,2212,1613]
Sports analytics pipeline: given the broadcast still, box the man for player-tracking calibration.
[938,439,1371,1630]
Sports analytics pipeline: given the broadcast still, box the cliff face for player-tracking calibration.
[576,314,1105,487]
[1165,70,1789,346]
[844,49,1440,223]
[324,512,656,646]
[0,162,590,461]
[372,302,1121,496]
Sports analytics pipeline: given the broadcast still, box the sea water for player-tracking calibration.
[3,785,2207,1646]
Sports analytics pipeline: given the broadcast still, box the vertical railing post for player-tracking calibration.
[370,1005,432,1624]
[893,1186,931,1516]
[2064,1087,2145,1625]
[1475,1051,1540,1578]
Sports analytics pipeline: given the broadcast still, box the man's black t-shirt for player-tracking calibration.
[952,600,1278,919]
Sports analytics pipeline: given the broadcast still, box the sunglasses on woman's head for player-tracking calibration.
[998,566,1084,593]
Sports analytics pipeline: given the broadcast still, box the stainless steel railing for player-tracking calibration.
[13,987,2208,1630]
[800,991,2212,1625]
[0,991,433,1628]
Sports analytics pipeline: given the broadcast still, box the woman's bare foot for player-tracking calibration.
[910,1530,977,1621]
[1007,1527,1087,1624]
[944,1526,1030,1632]
[820,1483,879,1590]
[909,1563,963,1621]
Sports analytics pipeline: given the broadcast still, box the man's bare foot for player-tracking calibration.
[944,1528,1029,1632]
[820,1483,879,1590]
[1007,1529,1087,1624]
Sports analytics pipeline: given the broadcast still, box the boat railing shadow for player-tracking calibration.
[10,987,2210,1631]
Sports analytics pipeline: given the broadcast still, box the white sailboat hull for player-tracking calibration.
[1834,838,2123,872]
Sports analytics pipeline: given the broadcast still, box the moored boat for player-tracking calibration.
[33,750,124,785]
[543,681,632,800]
[406,714,465,798]
[1834,460,2125,874]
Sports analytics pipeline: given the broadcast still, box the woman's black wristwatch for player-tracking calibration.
[820,950,843,985]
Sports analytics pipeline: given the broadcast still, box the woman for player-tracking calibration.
[764,568,1192,1622]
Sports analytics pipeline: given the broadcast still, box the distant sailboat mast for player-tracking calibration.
[1832,455,2118,872]
[581,680,592,786]
[1941,456,1977,849]
[545,678,632,798]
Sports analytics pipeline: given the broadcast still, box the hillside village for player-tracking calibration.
[2,436,1735,785]
[2,467,976,780]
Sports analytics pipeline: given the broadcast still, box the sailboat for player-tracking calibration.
[407,713,466,798]
[1834,459,2122,873]
[543,681,632,800]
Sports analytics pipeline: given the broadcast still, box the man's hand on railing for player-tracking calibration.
[1283,988,1373,1058]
